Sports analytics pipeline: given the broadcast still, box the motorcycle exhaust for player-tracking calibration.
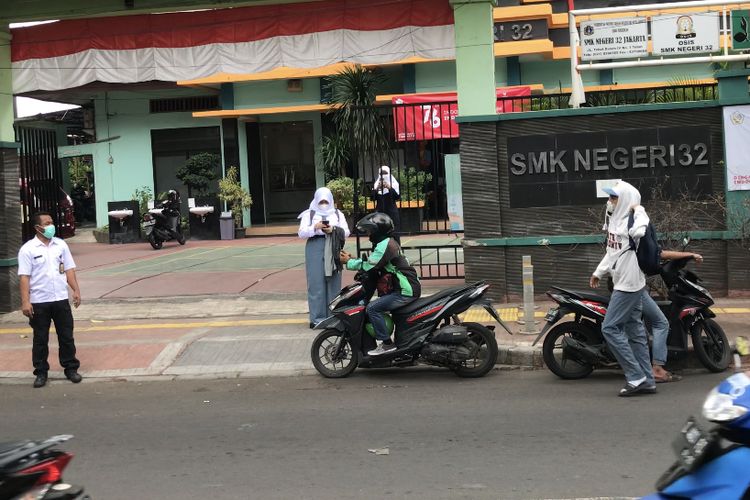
[561,337,604,365]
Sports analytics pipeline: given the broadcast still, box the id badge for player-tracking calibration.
[59,262,65,274]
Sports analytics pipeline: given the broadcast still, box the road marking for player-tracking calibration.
[0,306,747,336]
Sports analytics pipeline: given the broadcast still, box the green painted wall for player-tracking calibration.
[520,59,599,91]
[612,63,716,85]
[234,80,320,109]
[415,61,457,93]
[58,91,221,227]
[0,27,13,143]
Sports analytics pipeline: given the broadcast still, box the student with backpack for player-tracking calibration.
[590,181,656,397]
[299,187,350,328]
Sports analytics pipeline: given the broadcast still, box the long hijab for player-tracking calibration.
[373,166,400,196]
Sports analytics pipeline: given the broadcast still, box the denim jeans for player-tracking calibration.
[601,289,654,386]
[641,290,670,366]
[366,293,416,341]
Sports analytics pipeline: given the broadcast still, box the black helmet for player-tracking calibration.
[356,212,394,243]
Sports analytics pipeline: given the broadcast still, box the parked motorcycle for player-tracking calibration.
[0,434,88,499]
[310,272,512,378]
[533,256,730,379]
[142,194,186,250]
[642,337,750,499]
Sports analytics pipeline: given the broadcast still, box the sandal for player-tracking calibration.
[655,372,682,383]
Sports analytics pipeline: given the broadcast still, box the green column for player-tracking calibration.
[450,0,496,117]
[717,68,750,236]
[0,26,13,143]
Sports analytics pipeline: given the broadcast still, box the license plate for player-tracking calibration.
[671,417,716,471]
[143,220,155,227]
[544,308,559,322]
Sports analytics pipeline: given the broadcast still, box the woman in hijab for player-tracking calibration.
[299,187,350,328]
[371,166,401,241]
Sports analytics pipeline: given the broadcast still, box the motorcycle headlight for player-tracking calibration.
[702,388,749,422]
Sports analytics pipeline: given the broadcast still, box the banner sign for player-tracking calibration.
[392,87,531,141]
[723,105,750,191]
[652,13,720,55]
[581,18,649,61]
[506,126,712,208]
[732,9,750,50]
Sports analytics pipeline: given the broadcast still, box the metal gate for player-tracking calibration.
[17,126,64,241]
[352,100,463,280]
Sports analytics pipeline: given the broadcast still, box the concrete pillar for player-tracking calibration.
[717,68,750,235]
[0,24,21,313]
[450,0,496,117]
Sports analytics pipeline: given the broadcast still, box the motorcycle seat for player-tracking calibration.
[551,286,610,305]
[392,285,473,316]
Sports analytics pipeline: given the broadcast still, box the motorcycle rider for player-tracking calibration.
[160,189,185,243]
[591,181,656,397]
[339,213,421,356]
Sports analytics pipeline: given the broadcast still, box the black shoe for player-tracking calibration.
[33,374,47,388]
[309,322,316,329]
[619,380,648,397]
[65,370,83,384]
[641,384,657,394]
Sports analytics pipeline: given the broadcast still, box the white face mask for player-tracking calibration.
[606,200,615,215]
[318,202,329,211]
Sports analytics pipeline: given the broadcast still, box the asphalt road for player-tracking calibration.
[2,369,728,500]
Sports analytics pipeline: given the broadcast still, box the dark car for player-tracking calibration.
[20,179,76,239]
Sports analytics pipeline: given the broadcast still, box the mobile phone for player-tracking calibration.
[322,219,330,227]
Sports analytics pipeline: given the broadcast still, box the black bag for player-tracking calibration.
[376,273,396,296]
[628,211,662,276]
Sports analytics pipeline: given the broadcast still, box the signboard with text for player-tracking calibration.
[581,18,649,61]
[723,105,750,191]
[652,13,720,56]
[506,126,712,208]
[493,19,549,42]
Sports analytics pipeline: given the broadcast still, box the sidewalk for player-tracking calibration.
[1,234,748,383]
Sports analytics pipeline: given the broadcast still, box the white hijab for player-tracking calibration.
[603,181,642,234]
[373,166,400,195]
[298,187,335,219]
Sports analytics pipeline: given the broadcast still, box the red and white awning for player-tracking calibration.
[11,0,455,94]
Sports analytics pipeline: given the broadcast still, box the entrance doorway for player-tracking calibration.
[258,121,316,222]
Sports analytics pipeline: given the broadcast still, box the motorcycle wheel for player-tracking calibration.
[453,322,499,378]
[311,329,358,378]
[691,318,730,372]
[542,321,597,379]
[148,234,163,250]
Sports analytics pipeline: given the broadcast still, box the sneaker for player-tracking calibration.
[368,341,396,356]
[641,384,657,394]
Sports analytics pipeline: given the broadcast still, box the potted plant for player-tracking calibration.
[218,166,252,239]
[326,176,367,229]
[175,152,220,199]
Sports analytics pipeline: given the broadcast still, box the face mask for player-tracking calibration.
[605,200,614,215]
[318,202,329,210]
[38,225,56,239]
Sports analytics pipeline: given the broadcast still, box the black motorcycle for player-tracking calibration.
[0,435,88,499]
[310,273,512,378]
[533,256,730,379]
[142,199,186,250]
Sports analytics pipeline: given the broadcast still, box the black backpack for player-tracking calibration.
[627,210,662,276]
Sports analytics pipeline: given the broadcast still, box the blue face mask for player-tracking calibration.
[38,225,56,239]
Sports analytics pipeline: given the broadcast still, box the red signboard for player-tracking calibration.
[392,87,531,141]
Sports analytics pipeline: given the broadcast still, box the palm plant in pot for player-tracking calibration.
[319,65,391,221]
[218,166,253,239]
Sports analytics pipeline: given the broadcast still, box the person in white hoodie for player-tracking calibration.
[590,181,656,397]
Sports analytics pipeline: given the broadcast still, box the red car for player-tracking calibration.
[20,179,76,239]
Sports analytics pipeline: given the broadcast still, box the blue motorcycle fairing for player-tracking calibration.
[716,372,750,430]
[650,446,750,500]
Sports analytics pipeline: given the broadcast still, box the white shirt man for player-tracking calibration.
[17,212,82,388]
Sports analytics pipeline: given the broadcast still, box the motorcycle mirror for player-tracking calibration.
[682,237,690,250]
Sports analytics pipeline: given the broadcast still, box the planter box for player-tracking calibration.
[235,227,246,239]
[93,229,109,244]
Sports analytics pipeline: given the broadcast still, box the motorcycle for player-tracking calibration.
[310,272,513,378]
[533,256,730,379]
[141,200,186,250]
[0,434,89,499]
[642,337,750,499]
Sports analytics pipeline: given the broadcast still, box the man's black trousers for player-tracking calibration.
[29,299,80,376]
